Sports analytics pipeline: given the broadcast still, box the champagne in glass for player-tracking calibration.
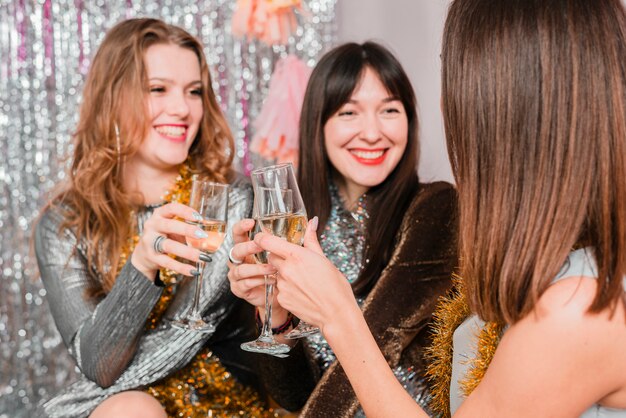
[258,213,308,247]
[171,178,229,333]
[240,189,292,356]
[185,219,226,253]
[255,163,319,339]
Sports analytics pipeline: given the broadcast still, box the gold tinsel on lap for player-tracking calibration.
[147,349,273,418]
[424,275,504,418]
[117,163,273,418]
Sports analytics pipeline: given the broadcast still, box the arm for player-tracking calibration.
[35,180,253,389]
[260,226,626,417]
[300,182,458,416]
[227,218,318,410]
[256,184,459,414]
[109,177,258,387]
[34,207,163,388]
[257,230,427,416]
[454,277,626,418]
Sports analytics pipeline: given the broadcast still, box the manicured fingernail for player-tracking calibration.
[310,216,319,232]
[195,229,208,238]
[199,253,212,263]
[190,269,200,276]
[192,212,203,221]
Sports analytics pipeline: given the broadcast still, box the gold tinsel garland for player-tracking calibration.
[117,163,273,418]
[424,276,504,418]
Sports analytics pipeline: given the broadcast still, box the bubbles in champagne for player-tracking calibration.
[258,213,307,245]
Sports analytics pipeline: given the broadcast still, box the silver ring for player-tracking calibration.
[228,247,243,265]
[153,235,167,254]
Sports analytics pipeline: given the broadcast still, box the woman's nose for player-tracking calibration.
[167,90,190,118]
[359,114,382,143]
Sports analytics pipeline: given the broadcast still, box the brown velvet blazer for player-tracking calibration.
[257,181,459,416]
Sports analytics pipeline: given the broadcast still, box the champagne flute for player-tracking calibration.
[252,163,320,339]
[240,188,291,355]
[171,177,228,333]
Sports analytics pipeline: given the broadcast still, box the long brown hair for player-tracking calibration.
[442,0,626,324]
[52,18,234,294]
[297,42,419,296]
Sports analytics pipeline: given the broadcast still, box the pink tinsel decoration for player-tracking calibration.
[250,54,311,167]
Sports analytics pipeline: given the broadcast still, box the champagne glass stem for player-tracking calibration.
[240,271,290,355]
[259,275,275,341]
[189,260,205,320]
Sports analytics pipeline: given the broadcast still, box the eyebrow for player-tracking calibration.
[344,96,401,104]
[148,77,202,87]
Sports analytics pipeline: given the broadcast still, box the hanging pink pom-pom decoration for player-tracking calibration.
[250,55,311,167]
[232,0,302,45]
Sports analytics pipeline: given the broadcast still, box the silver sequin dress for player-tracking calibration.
[34,175,254,417]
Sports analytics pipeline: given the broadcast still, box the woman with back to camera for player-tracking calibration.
[252,0,626,416]
[227,41,458,416]
[34,18,270,418]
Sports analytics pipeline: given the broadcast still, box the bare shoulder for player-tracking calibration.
[459,276,626,417]
[534,276,626,407]
[534,275,626,332]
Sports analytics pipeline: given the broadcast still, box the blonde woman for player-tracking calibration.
[35,18,268,418]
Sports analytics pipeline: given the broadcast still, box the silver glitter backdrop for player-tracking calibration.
[0,1,336,415]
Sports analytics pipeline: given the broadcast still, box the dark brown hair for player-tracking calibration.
[53,18,234,293]
[297,42,419,296]
[442,0,626,323]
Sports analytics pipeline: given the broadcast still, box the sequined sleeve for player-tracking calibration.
[35,176,256,417]
[34,207,164,388]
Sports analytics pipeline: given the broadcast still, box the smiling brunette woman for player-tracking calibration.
[34,18,271,418]
[227,42,459,416]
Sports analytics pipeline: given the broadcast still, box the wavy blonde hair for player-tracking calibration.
[53,18,234,294]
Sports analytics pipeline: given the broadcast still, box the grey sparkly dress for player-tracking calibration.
[257,181,458,417]
[34,175,256,417]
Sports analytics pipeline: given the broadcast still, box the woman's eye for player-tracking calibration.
[150,86,165,93]
[383,107,401,114]
[338,110,355,117]
[190,89,203,96]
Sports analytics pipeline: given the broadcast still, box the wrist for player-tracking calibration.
[255,308,295,335]
[259,305,289,326]
[322,299,363,344]
[130,253,158,282]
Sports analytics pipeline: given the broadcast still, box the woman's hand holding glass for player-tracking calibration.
[171,179,229,333]
[227,219,287,317]
[253,220,358,336]
[131,202,214,281]
[230,216,293,356]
